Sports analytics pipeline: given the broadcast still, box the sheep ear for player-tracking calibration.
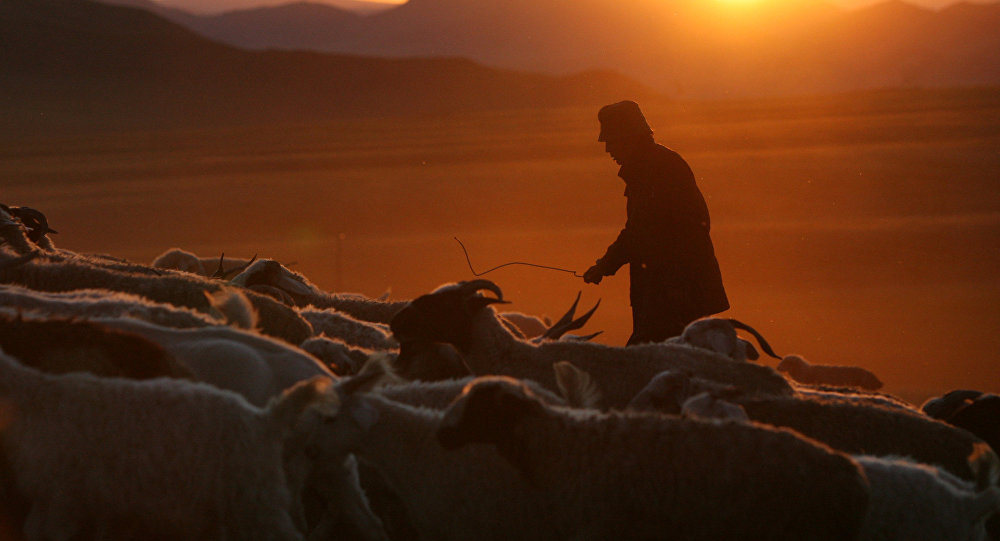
[554,361,602,409]
[339,353,402,396]
[269,376,337,431]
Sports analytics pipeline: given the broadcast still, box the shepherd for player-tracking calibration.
[583,100,729,345]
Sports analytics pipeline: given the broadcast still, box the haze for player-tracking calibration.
[150,0,983,14]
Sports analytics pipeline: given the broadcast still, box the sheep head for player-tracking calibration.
[437,376,545,451]
[229,259,319,306]
[5,206,58,243]
[921,389,983,420]
[627,370,743,415]
[389,280,509,352]
[303,354,400,455]
[776,354,809,375]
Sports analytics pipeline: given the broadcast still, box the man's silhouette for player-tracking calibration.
[583,101,729,345]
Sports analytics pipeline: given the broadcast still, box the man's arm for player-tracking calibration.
[584,228,630,284]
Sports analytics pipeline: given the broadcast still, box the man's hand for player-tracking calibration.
[583,264,604,284]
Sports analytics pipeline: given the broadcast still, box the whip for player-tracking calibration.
[454,237,583,278]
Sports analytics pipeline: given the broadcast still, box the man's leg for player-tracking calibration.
[626,297,690,346]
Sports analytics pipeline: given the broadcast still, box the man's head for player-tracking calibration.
[598,100,654,165]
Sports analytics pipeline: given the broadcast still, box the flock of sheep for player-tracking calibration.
[1,203,999,541]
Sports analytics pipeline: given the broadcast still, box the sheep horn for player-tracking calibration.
[727,319,781,360]
[220,254,258,282]
[459,279,505,301]
[542,295,601,341]
[541,291,581,339]
[210,253,227,279]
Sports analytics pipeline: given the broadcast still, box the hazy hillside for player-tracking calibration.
[0,0,655,129]
[117,0,1000,97]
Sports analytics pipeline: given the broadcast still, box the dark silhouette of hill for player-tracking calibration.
[101,0,395,15]
[120,0,1000,98]
[0,0,656,129]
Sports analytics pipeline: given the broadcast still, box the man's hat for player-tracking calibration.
[597,100,652,142]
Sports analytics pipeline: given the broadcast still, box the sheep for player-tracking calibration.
[793,381,919,412]
[0,348,332,541]
[0,208,37,255]
[0,205,57,250]
[229,259,410,323]
[0,283,258,330]
[627,378,1000,541]
[855,453,1000,541]
[434,375,870,540]
[151,247,256,278]
[778,353,884,391]
[88,316,334,407]
[498,311,550,339]
[298,306,398,350]
[0,311,193,380]
[663,317,780,363]
[389,280,794,408]
[0,246,313,344]
[312,357,592,540]
[923,389,986,420]
[924,391,1000,456]
[299,361,829,541]
[299,336,368,376]
[680,391,750,421]
[624,370,993,484]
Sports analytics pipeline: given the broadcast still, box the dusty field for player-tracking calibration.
[3,88,999,404]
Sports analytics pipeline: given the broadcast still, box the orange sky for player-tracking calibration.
[154,0,986,15]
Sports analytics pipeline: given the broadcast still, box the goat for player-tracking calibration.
[389,280,793,408]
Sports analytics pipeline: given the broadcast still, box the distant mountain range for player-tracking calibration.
[0,0,654,128]
[98,0,1000,98]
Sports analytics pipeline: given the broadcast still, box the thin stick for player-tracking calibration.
[454,237,582,278]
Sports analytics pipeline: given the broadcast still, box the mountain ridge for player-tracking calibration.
[1,0,657,130]
[100,0,1000,98]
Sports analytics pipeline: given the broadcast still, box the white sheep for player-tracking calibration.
[0,246,313,345]
[680,391,750,422]
[855,453,1000,541]
[0,348,330,541]
[0,310,194,380]
[303,361,858,541]
[662,317,780,362]
[298,306,397,350]
[778,354,884,390]
[0,283,258,330]
[498,311,550,339]
[389,280,794,408]
[229,259,409,323]
[626,377,1000,540]
[92,316,334,407]
[0,207,48,255]
[433,375,870,540]
[151,247,256,278]
[792,382,919,413]
[625,370,993,484]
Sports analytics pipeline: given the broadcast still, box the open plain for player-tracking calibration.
[4,87,998,403]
